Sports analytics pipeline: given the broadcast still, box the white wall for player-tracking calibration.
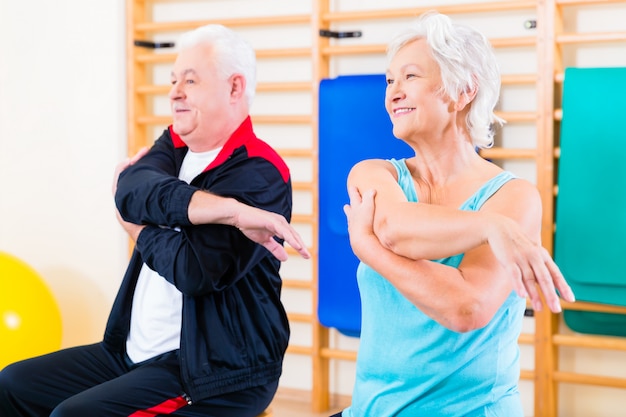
[0,0,128,346]
[1,1,626,416]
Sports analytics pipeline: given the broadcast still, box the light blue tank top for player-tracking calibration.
[342,158,526,417]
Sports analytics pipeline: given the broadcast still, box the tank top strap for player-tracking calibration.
[460,171,517,211]
[388,158,418,202]
[388,158,516,210]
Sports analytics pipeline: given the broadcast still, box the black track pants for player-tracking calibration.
[0,343,276,417]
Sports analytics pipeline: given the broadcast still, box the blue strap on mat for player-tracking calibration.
[318,74,413,337]
[554,67,626,337]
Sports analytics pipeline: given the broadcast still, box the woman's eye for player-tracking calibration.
[186,79,195,84]
[386,78,394,85]
[406,73,416,79]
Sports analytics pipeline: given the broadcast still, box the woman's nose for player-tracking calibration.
[387,82,404,102]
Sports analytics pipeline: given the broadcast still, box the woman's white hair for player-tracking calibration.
[387,11,505,149]
[178,24,257,108]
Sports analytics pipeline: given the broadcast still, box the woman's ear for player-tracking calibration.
[455,84,478,111]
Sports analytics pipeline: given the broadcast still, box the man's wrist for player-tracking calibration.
[188,190,238,226]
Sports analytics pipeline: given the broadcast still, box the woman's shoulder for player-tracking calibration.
[500,175,539,196]
[350,158,399,174]
[348,158,403,187]
[484,174,542,214]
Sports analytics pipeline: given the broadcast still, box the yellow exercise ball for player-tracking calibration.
[0,252,62,370]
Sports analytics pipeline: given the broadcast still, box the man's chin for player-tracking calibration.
[171,122,191,137]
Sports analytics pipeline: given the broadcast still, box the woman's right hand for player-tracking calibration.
[486,213,575,313]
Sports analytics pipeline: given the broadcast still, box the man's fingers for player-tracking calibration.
[268,216,310,260]
[129,146,150,165]
[264,239,289,262]
[282,229,310,259]
[117,147,148,175]
[112,159,130,196]
[112,148,150,196]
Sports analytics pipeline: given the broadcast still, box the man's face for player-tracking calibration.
[168,43,233,147]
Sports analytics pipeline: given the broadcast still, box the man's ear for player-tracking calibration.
[230,74,246,100]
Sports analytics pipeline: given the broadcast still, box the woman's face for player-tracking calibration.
[385,39,452,142]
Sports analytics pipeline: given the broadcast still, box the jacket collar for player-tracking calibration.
[168,116,256,172]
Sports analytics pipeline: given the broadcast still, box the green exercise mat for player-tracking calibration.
[554,67,626,337]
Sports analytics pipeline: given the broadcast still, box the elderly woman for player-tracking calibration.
[337,11,574,417]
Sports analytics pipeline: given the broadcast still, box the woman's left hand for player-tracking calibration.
[344,186,378,260]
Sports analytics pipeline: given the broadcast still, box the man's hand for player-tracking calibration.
[112,147,150,197]
[112,147,150,238]
[233,204,310,262]
[112,147,310,262]
[115,209,145,242]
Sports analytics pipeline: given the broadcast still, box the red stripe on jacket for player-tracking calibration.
[168,116,290,183]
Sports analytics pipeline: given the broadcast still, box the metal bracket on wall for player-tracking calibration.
[319,29,362,38]
[134,40,175,49]
[524,20,537,29]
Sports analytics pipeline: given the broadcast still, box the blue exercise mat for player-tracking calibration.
[318,74,413,337]
[554,67,626,337]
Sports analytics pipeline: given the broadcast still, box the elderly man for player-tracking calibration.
[0,24,308,417]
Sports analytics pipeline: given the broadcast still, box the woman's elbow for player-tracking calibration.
[446,301,493,333]
[375,216,400,252]
[375,216,428,259]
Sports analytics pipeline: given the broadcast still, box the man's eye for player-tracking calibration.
[386,78,394,85]
[406,74,416,79]
[171,80,177,85]
[186,79,195,84]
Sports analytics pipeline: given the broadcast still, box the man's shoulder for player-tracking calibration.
[242,137,290,183]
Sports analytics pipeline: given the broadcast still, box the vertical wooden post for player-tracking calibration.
[125,0,148,257]
[534,1,559,416]
[311,0,331,412]
[126,0,149,157]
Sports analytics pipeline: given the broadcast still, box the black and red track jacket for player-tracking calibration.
[106,116,292,402]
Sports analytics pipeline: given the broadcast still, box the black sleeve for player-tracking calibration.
[134,155,291,295]
[115,131,196,228]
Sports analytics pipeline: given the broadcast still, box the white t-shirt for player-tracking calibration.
[126,147,221,363]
